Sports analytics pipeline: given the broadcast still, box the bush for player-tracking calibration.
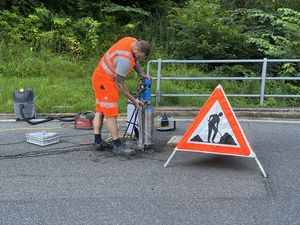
[0,7,125,56]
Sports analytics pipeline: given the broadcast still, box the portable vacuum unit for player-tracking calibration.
[13,88,36,120]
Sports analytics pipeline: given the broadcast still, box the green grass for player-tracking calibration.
[0,43,143,113]
[1,76,91,113]
[0,42,98,78]
[1,43,300,114]
[0,76,142,113]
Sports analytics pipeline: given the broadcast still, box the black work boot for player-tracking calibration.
[112,139,136,156]
[112,143,136,156]
[93,140,113,151]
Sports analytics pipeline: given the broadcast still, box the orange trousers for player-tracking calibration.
[92,71,119,117]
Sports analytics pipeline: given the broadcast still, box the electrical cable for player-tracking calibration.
[0,132,96,146]
[0,133,165,162]
[0,141,26,146]
[0,145,90,160]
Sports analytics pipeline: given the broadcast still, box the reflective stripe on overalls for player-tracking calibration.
[96,99,118,108]
[99,37,136,78]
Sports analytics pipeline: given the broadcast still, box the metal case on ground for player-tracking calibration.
[26,131,59,146]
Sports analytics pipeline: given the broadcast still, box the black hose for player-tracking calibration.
[19,104,75,125]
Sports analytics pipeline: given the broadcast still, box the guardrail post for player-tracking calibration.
[146,60,151,76]
[260,58,268,106]
[156,59,162,106]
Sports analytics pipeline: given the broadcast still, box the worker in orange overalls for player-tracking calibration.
[92,37,150,155]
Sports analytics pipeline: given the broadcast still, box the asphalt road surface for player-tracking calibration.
[0,118,299,225]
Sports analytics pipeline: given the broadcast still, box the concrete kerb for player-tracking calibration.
[0,113,77,121]
[154,107,300,120]
[1,107,300,121]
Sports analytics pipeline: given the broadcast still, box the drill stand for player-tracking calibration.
[123,78,154,149]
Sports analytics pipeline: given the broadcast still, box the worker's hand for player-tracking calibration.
[145,74,152,80]
[133,99,144,110]
[141,73,152,80]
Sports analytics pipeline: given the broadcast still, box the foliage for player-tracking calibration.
[1,0,300,111]
[0,5,139,56]
[166,0,247,59]
[231,8,300,59]
[216,0,300,12]
[2,0,300,60]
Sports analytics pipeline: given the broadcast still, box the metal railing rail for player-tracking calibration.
[146,58,300,106]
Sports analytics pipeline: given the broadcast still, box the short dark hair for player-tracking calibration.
[138,40,150,56]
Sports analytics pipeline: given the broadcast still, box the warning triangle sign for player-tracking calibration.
[176,85,255,157]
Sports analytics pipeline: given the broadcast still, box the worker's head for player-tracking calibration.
[218,112,223,117]
[132,40,150,59]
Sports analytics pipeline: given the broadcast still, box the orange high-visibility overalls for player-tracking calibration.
[92,37,137,116]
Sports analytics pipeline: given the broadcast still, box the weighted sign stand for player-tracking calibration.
[164,149,267,178]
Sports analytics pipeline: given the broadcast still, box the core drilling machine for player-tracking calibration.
[138,78,154,148]
[125,78,154,149]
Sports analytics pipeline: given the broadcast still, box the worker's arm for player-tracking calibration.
[134,59,153,80]
[133,59,146,79]
[116,75,144,110]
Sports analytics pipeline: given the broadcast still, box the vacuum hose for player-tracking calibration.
[19,104,75,125]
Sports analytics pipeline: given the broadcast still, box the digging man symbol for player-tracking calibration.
[207,112,223,143]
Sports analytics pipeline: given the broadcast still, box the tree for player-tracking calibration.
[166,0,247,59]
[231,8,300,58]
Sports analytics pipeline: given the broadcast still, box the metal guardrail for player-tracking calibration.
[146,58,300,106]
